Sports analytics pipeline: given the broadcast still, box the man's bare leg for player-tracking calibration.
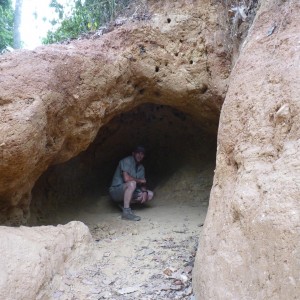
[123,181,136,208]
[122,181,141,221]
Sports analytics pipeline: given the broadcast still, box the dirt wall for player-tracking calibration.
[193,0,300,299]
[0,221,92,300]
[0,0,229,224]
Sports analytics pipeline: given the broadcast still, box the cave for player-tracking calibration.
[30,103,217,226]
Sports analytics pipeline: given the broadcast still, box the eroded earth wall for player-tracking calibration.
[193,0,300,299]
[0,221,91,300]
[0,0,230,224]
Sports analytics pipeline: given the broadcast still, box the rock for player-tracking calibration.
[117,285,140,295]
[174,280,183,285]
[163,268,174,276]
[156,284,172,291]
[171,284,183,290]
[102,279,114,285]
[183,286,193,296]
[99,291,112,299]
[180,274,189,283]
[184,266,193,274]
[1,1,296,299]
[193,0,300,299]
[0,221,92,300]
[53,291,64,299]
[143,248,155,256]
[173,229,186,233]
[0,0,229,224]
[81,279,93,285]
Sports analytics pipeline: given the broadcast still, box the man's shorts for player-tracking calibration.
[109,185,142,202]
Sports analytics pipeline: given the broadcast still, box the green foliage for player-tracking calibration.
[0,0,14,52]
[43,0,131,44]
[0,0,11,9]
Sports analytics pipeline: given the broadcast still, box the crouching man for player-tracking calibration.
[109,146,154,221]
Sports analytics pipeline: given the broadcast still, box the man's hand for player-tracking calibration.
[141,191,148,203]
[138,178,146,184]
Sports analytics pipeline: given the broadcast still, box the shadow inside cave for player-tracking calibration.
[29,103,217,226]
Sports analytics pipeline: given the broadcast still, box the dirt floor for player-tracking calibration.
[41,161,214,300]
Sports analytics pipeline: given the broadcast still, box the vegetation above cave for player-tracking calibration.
[42,0,133,44]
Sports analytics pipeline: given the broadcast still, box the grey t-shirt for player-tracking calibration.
[110,155,145,187]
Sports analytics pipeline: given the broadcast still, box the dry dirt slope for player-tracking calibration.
[39,161,214,300]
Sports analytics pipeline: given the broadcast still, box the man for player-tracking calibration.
[109,146,154,221]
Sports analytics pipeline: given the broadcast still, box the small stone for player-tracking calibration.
[99,291,112,299]
[109,230,116,235]
[157,284,171,291]
[153,256,162,262]
[82,279,93,285]
[183,286,193,296]
[144,249,155,255]
[103,279,114,285]
[180,274,189,283]
[184,265,193,274]
[117,286,140,295]
[132,229,138,235]
[170,284,183,290]
[173,229,186,233]
[163,268,173,276]
[53,291,63,299]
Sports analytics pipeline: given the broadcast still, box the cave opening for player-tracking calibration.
[30,103,217,226]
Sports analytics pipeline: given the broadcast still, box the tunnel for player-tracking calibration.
[29,102,217,225]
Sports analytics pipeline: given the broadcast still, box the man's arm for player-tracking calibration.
[123,171,148,203]
[122,171,146,185]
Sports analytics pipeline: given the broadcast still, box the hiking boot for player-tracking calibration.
[122,208,141,221]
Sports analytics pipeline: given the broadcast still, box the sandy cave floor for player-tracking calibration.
[43,162,214,300]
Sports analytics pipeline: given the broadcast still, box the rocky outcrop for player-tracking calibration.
[0,221,92,300]
[0,0,231,224]
[193,0,300,299]
[4,0,299,298]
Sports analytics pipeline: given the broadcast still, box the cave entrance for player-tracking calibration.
[30,103,217,227]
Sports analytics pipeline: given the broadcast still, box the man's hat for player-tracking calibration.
[134,146,146,153]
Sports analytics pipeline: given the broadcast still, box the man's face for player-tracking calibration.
[133,151,145,163]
